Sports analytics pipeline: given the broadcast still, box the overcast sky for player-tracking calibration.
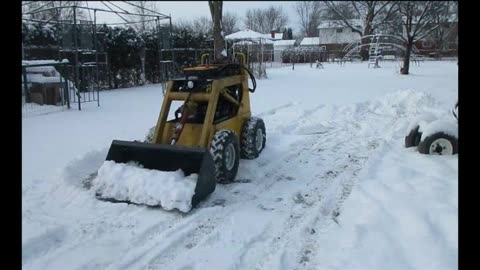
[86,1,301,32]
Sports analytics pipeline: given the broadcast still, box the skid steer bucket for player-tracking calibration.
[98,140,216,209]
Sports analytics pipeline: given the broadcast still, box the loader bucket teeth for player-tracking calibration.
[101,140,216,209]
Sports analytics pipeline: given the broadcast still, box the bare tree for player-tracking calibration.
[322,1,356,20]
[125,1,159,33]
[323,1,397,60]
[222,12,239,35]
[208,1,225,61]
[193,16,213,36]
[295,1,323,37]
[244,8,265,32]
[124,2,161,85]
[264,6,289,32]
[324,1,397,37]
[429,1,457,53]
[23,1,87,21]
[244,6,289,33]
[388,1,446,74]
[173,19,194,32]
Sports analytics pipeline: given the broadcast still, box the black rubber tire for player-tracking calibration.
[240,117,266,159]
[144,126,156,143]
[418,132,458,155]
[209,130,240,183]
[405,125,422,148]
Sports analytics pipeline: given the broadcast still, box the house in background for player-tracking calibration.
[273,39,296,62]
[412,17,458,58]
[317,19,362,58]
[313,17,458,59]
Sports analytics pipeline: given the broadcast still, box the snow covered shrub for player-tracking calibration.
[282,47,326,64]
[22,21,58,46]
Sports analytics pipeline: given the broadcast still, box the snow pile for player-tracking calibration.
[406,113,438,133]
[92,161,198,213]
[420,119,458,140]
[313,141,458,270]
[367,89,439,117]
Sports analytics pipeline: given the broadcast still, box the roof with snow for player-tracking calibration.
[225,29,273,41]
[22,59,69,66]
[274,40,296,47]
[300,37,320,46]
[233,39,274,45]
[318,19,363,29]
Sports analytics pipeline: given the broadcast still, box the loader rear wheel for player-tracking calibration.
[209,130,240,183]
[241,117,266,159]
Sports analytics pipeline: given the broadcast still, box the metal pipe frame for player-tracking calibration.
[24,5,170,20]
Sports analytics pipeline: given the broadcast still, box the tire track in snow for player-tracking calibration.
[256,102,295,117]
[140,140,303,269]
[109,210,226,270]
[287,124,399,270]
[148,103,390,270]
[228,106,400,270]
[237,131,375,270]
[162,104,386,269]
[126,134,305,268]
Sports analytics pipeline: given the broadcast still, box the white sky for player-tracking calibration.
[85,1,301,32]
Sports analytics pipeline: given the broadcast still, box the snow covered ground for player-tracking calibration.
[22,61,458,270]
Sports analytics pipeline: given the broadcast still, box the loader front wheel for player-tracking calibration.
[241,117,266,159]
[209,130,240,183]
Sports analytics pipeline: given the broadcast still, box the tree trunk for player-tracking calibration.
[360,36,370,61]
[208,1,225,62]
[139,47,146,85]
[402,40,413,75]
[360,18,374,61]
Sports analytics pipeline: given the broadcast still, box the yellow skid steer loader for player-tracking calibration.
[98,53,266,211]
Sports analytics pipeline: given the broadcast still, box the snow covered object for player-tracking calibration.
[405,102,458,155]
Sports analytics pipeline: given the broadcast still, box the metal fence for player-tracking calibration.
[63,63,100,110]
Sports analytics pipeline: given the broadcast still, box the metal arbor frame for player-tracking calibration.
[341,34,420,63]
[22,1,172,110]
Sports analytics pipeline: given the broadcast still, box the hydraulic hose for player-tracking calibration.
[218,64,257,93]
